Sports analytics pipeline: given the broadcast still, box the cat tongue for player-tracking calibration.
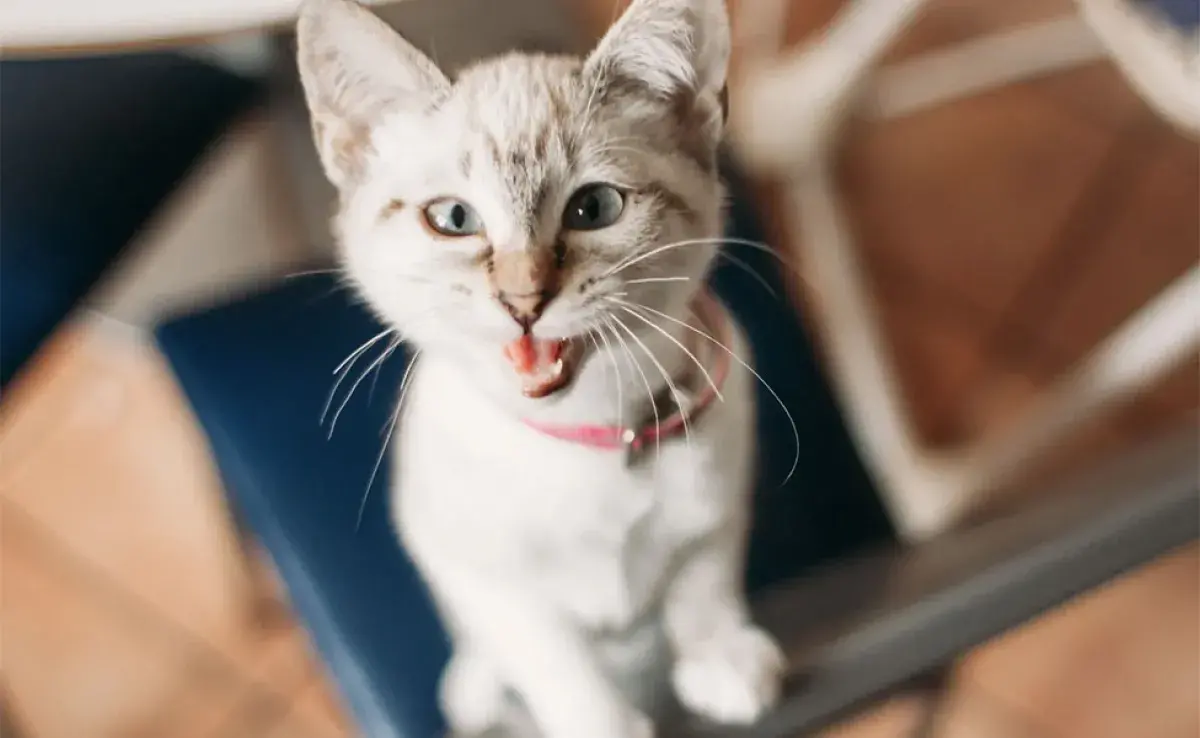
[503,334,563,375]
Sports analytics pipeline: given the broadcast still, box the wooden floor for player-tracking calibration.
[2,2,1197,736]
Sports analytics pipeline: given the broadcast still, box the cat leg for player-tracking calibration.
[662,532,785,725]
[431,565,653,738]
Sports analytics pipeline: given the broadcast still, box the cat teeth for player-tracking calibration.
[519,357,567,397]
[521,358,563,386]
[515,339,580,398]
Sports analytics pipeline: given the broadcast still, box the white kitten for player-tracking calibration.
[296,1,785,736]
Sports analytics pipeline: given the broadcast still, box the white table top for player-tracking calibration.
[0,0,383,53]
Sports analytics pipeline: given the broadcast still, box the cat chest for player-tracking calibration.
[519,440,727,547]
[522,457,728,629]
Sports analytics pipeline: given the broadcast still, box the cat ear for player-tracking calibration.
[584,0,731,102]
[296,0,449,189]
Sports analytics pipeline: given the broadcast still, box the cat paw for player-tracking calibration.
[439,653,507,735]
[672,625,785,725]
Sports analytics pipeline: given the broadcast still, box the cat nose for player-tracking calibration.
[498,291,549,329]
[490,248,558,330]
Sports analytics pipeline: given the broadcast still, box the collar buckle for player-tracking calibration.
[621,427,640,467]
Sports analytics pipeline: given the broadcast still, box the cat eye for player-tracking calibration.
[562,184,625,231]
[423,198,484,237]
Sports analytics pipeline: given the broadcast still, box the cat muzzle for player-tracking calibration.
[519,290,731,465]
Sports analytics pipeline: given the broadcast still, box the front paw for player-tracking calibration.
[672,625,785,725]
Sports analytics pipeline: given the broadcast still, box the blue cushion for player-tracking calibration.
[155,169,893,737]
[0,52,259,388]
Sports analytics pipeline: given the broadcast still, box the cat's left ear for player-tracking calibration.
[584,0,731,111]
[296,0,449,190]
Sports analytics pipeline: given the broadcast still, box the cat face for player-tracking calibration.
[297,0,730,401]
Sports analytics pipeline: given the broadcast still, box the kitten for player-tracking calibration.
[296,1,785,736]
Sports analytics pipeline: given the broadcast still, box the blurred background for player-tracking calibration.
[0,0,1196,736]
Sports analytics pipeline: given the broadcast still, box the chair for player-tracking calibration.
[0,50,260,390]
[154,156,1197,737]
[729,0,1200,542]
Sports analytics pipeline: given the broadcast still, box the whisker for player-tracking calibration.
[322,304,447,430]
[591,318,623,426]
[390,349,423,435]
[592,144,647,160]
[328,336,402,438]
[614,304,723,402]
[333,329,392,377]
[356,348,422,531]
[611,298,801,485]
[705,236,789,263]
[718,251,778,300]
[580,63,609,139]
[585,321,624,427]
[606,236,792,282]
[604,237,711,277]
[322,329,392,424]
[602,315,660,460]
[609,313,692,468]
[286,268,342,279]
[367,339,404,404]
[590,137,644,159]
[302,282,355,307]
[623,276,691,286]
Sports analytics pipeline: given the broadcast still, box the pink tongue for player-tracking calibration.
[503,335,563,375]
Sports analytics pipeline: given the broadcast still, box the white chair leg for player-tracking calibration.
[959,266,1200,499]
[732,0,931,173]
[1077,0,1200,135]
[789,165,1200,541]
[786,165,963,541]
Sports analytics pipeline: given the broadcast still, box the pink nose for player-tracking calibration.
[498,290,549,329]
[489,248,559,329]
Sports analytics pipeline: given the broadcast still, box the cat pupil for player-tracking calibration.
[560,185,621,230]
[451,205,466,229]
[584,195,600,221]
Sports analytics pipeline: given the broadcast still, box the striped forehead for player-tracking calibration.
[458,58,584,237]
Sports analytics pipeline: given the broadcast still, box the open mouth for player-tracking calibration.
[502,335,582,398]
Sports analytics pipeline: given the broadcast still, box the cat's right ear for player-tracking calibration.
[296,0,449,190]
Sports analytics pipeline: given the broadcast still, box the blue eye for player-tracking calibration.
[563,184,624,231]
[424,198,484,237]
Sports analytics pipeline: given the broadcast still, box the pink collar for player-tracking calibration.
[521,291,731,464]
